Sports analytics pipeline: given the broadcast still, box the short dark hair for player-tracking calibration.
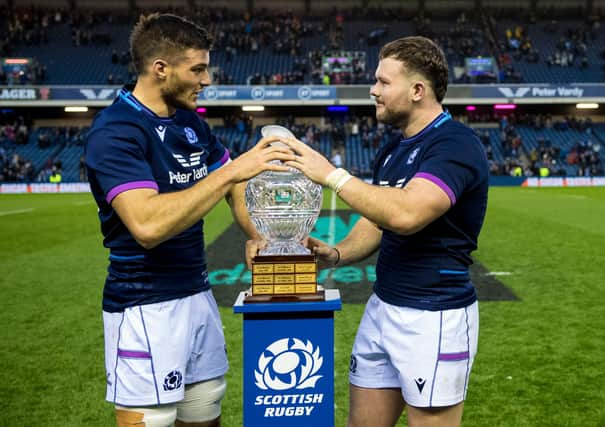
[379,36,448,103]
[129,13,214,75]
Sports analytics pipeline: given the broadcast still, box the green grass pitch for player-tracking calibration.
[1,187,604,426]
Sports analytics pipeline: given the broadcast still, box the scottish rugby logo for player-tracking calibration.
[255,338,323,390]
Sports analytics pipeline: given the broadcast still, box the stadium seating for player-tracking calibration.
[495,20,604,83]
[3,120,600,183]
[5,12,604,84]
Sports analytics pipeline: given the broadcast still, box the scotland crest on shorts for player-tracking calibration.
[254,338,323,390]
[163,370,183,391]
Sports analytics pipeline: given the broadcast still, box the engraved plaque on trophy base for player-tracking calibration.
[244,254,325,303]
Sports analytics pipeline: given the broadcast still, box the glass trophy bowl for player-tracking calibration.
[245,125,323,256]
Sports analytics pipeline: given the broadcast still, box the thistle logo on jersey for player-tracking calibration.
[254,338,325,418]
[184,127,198,144]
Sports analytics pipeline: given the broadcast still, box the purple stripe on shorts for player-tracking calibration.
[117,349,152,359]
[438,351,470,361]
[414,172,457,205]
[106,180,158,203]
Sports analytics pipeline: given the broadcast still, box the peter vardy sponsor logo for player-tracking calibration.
[254,338,324,418]
[169,152,208,184]
[497,87,531,98]
[536,87,584,97]
[173,151,204,167]
[169,165,207,184]
[79,88,117,100]
[497,86,584,98]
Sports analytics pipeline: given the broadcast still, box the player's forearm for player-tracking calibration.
[334,217,382,266]
[128,166,239,248]
[336,178,418,235]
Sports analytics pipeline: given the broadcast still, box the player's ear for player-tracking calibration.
[411,80,426,102]
[151,59,169,81]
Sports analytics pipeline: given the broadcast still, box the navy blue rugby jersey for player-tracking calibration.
[86,87,230,312]
[372,111,488,311]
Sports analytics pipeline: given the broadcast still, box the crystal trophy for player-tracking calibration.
[245,125,323,302]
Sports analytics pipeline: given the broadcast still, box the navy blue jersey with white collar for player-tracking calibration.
[372,111,489,311]
[86,86,230,312]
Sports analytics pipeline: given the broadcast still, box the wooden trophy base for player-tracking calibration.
[244,254,325,303]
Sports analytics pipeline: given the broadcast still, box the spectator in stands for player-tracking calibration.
[79,156,87,181]
[49,167,62,183]
[85,13,295,427]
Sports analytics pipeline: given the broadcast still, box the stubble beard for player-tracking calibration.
[376,106,408,129]
[161,75,196,111]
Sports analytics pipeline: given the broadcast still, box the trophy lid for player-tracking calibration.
[261,125,295,139]
[261,125,296,149]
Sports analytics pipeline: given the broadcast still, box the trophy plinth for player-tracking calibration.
[245,254,325,303]
[244,125,323,303]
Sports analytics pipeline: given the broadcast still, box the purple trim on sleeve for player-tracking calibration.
[117,349,152,359]
[208,148,231,173]
[438,351,470,361]
[414,172,456,205]
[106,180,158,204]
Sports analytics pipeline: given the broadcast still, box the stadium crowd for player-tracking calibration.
[3,5,604,85]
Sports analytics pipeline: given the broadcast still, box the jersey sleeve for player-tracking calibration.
[86,123,158,204]
[414,132,485,206]
[200,120,231,173]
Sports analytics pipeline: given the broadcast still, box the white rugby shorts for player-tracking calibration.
[349,293,479,407]
[103,290,228,407]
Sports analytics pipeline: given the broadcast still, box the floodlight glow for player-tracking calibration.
[494,104,516,110]
[196,107,207,113]
[242,106,265,112]
[576,103,598,109]
[5,58,29,64]
[466,106,476,111]
[64,106,88,112]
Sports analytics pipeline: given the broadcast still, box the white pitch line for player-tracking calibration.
[0,208,34,216]
[72,201,94,205]
[485,271,513,276]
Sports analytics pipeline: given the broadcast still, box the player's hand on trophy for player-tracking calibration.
[245,238,267,270]
[228,136,295,182]
[305,236,340,269]
[281,137,336,186]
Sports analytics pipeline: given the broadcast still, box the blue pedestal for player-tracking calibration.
[233,290,342,427]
